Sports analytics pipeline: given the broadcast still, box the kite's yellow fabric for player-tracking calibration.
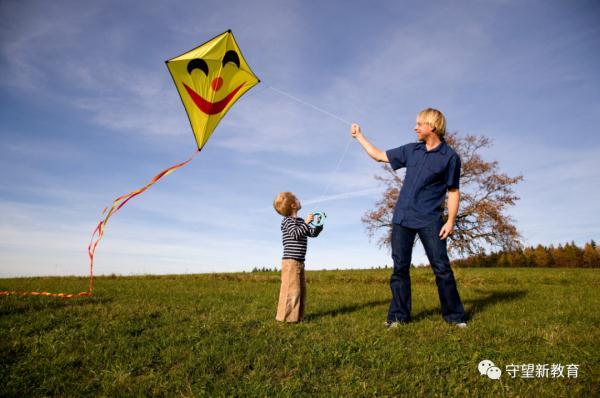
[166,30,260,150]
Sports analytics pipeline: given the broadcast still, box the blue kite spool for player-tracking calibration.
[310,211,327,227]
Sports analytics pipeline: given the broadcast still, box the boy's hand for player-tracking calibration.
[351,123,362,138]
[304,213,314,224]
[439,221,454,240]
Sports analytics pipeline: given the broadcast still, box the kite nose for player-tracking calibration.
[211,77,224,92]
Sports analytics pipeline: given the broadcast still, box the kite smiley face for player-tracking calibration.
[166,30,259,150]
[183,50,246,115]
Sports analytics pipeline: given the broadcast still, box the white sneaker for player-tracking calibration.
[455,322,468,328]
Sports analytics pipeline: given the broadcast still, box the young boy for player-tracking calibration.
[273,192,323,323]
[351,108,467,328]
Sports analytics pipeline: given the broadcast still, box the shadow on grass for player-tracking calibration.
[0,295,111,317]
[412,289,528,322]
[306,299,389,321]
[305,289,527,322]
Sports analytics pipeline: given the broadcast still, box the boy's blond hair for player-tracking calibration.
[418,108,446,138]
[273,192,297,217]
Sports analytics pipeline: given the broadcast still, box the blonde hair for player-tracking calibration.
[418,108,446,137]
[273,192,297,217]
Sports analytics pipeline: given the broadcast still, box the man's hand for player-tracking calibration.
[351,123,362,139]
[350,123,388,162]
[304,213,314,225]
[439,221,454,240]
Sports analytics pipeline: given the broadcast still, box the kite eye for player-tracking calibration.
[222,50,240,68]
[187,59,209,76]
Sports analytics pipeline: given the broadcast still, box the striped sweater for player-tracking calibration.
[281,216,323,261]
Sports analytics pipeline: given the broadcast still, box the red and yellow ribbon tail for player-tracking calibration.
[1,149,200,299]
[86,149,201,296]
[0,290,92,298]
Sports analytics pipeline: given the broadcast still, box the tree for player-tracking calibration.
[562,241,583,268]
[532,244,553,267]
[583,241,600,268]
[362,132,523,256]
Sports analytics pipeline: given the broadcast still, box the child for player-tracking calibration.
[351,108,466,328]
[273,192,323,323]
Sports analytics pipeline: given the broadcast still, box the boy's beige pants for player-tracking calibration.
[276,259,306,322]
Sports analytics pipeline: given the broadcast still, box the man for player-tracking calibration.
[351,108,466,328]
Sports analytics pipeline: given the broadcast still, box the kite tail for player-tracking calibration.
[0,149,200,299]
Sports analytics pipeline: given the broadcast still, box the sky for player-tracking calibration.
[1,0,599,277]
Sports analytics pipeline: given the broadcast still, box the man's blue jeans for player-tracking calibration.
[388,218,465,323]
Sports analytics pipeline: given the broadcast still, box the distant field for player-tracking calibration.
[1,268,598,397]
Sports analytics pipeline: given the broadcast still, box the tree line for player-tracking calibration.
[451,240,599,268]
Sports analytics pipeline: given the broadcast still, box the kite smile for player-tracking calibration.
[183,82,245,115]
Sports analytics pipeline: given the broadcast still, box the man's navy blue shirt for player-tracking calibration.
[386,140,461,228]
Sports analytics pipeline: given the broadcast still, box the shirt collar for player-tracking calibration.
[416,139,448,154]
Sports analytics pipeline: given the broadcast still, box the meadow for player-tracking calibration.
[1,268,598,397]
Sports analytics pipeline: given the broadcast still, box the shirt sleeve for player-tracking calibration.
[386,145,409,170]
[282,217,310,240]
[308,224,323,238]
[445,154,461,189]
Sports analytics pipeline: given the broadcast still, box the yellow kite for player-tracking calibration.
[166,30,260,150]
[0,30,259,299]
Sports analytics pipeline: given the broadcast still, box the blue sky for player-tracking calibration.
[1,0,599,277]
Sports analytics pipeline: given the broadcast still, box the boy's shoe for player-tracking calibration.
[455,322,468,328]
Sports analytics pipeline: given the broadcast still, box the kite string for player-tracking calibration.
[265,84,354,201]
[317,136,353,200]
[266,85,352,125]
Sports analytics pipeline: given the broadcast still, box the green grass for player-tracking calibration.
[1,268,598,397]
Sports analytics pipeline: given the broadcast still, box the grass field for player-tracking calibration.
[1,268,598,397]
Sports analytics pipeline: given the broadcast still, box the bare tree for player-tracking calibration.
[362,132,523,256]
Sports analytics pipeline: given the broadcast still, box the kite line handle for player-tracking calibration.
[309,211,327,227]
